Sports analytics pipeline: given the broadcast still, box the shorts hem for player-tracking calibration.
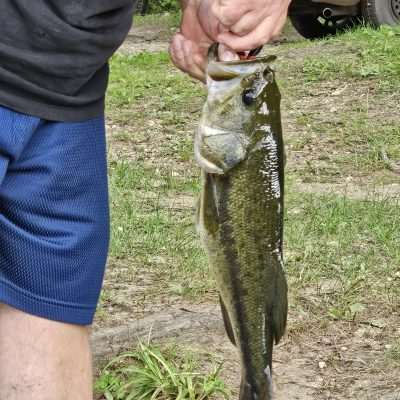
[0,278,97,325]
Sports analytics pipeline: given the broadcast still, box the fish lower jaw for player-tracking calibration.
[194,152,224,174]
[199,125,242,137]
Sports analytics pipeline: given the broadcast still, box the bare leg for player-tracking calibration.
[0,303,93,400]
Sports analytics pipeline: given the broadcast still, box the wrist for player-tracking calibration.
[180,0,200,8]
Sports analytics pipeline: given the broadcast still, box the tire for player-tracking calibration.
[135,0,149,15]
[290,15,361,39]
[361,0,400,26]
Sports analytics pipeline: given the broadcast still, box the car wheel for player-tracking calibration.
[135,0,149,15]
[361,0,400,25]
[290,15,361,39]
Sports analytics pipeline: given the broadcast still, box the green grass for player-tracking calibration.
[288,110,400,181]
[385,341,400,366]
[95,342,229,400]
[106,26,400,185]
[285,192,400,320]
[108,155,400,315]
[105,23,400,305]
[107,52,204,125]
[134,12,181,29]
[273,25,400,183]
[300,25,400,89]
[99,21,400,396]
[108,160,209,296]
[107,52,204,163]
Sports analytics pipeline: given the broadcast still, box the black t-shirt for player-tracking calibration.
[0,1,135,122]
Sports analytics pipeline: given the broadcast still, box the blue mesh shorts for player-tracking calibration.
[0,106,109,325]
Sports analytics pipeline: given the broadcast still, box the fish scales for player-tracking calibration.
[196,47,288,400]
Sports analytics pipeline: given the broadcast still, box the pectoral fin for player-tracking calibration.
[195,125,249,174]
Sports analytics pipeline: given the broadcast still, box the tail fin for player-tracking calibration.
[239,368,274,400]
[239,380,255,400]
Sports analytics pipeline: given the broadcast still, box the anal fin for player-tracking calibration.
[219,295,236,346]
[272,266,288,345]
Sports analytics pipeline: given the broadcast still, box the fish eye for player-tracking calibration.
[242,89,255,106]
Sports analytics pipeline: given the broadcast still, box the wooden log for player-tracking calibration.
[90,304,223,361]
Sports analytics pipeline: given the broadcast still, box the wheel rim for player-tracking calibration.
[317,16,355,32]
[392,0,400,19]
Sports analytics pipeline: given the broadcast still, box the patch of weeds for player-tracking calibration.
[328,300,366,321]
[107,51,203,164]
[96,291,112,322]
[282,45,400,182]
[107,52,204,124]
[95,342,229,400]
[109,159,210,296]
[385,341,400,366]
[290,110,400,180]
[301,25,400,89]
[302,58,342,83]
[109,152,400,310]
[111,130,136,143]
[175,134,194,162]
[263,26,399,183]
[285,193,400,320]
[134,12,181,29]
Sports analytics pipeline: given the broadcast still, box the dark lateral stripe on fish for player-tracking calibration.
[216,175,258,392]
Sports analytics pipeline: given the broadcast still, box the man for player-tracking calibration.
[0,0,290,399]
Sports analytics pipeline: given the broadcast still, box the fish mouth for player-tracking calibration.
[207,56,277,81]
[219,55,277,66]
[207,43,276,81]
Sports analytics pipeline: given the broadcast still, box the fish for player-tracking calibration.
[195,45,288,400]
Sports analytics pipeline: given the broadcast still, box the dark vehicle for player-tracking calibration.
[289,0,400,38]
[135,0,150,16]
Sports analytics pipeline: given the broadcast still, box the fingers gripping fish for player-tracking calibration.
[195,45,288,400]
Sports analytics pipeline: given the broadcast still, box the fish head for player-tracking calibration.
[196,55,279,174]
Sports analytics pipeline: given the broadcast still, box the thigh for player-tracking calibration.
[0,108,109,325]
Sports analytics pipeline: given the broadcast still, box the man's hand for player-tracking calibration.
[170,0,291,81]
[170,0,239,82]
[199,0,292,51]
[169,1,212,82]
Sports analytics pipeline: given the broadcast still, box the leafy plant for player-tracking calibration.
[95,342,229,400]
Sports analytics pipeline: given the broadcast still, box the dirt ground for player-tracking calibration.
[92,21,400,400]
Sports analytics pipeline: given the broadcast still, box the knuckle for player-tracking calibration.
[230,25,250,37]
[213,5,237,26]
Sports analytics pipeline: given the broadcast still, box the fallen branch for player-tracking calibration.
[90,304,223,361]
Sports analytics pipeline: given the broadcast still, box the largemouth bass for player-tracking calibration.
[196,47,288,400]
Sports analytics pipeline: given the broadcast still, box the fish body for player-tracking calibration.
[196,50,288,400]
